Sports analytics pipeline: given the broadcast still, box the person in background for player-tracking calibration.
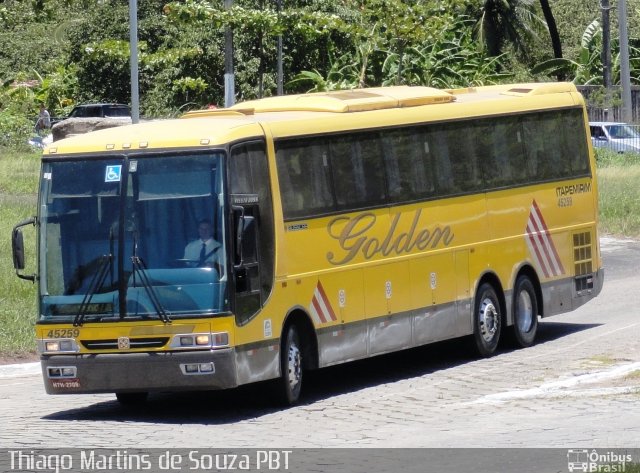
[36,103,51,133]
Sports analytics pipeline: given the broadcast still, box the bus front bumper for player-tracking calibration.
[41,349,237,394]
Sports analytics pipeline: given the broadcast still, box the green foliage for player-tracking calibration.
[381,18,512,88]
[32,66,78,114]
[0,0,639,122]
[0,82,41,150]
[533,20,640,85]
[473,0,546,58]
[532,20,603,83]
[0,112,33,150]
[289,14,511,91]
[595,147,640,167]
[0,149,40,355]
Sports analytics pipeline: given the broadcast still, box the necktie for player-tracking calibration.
[198,242,206,267]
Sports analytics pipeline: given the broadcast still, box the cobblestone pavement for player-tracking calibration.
[1,237,639,449]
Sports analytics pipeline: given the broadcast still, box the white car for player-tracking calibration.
[589,121,640,153]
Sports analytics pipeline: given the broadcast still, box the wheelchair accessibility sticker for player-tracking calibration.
[105,165,122,182]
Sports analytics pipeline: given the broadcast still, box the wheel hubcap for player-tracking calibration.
[479,298,499,343]
[287,343,301,390]
[516,290,533,333]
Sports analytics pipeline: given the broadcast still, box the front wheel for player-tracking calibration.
[276,324,303,405]
[472,283,502,357]
[511,276,539,348]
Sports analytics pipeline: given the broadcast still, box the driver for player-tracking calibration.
[183,219,222,268]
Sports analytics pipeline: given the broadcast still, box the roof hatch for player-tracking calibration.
[225,86,455,113]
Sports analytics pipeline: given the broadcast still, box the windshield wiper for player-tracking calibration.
[130,256,171,324]
[73,254,112,327]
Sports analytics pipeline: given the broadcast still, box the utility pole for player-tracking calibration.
[129,0,140,123]
[601,0,612,120]
[276,0,283,95]
[618,0,633,122]
[224,0,235,107]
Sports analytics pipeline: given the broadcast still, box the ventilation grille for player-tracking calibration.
[573,232,593,293]
[81,337,169,350]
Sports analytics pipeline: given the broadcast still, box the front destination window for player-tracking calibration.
[38,153,229,323]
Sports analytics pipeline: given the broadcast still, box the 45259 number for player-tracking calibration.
[46,329,80,338]
[558,196,573,208]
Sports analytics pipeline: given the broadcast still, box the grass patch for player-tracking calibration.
[0,148,39,356]
[597,164,640,237]
[0,147,40,195]
[624,370,640,380]
[595,149,640,238]
[0,199,38,354]
[585,354,618,365]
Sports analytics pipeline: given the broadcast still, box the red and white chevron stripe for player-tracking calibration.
[309,281,337,325]
[525,200,565,278]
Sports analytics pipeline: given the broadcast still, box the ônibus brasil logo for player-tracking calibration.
[567,449,633,472]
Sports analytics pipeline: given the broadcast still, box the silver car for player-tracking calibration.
[589,121,640,153]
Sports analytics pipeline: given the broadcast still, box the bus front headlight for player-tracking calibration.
[39,339,80,354]
[170,332,229,349]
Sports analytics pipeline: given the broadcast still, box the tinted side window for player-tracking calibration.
[330,133,386,210]
[105,106,130,117]
[590,126,604,138]
[560,110,590,176]
[452,123,483,192]
[69,107,84,118]
[383,127,435,202]
[275,107,590,220]
[276,139,334,219]
[523,109,590,182]
[477,116,527,188]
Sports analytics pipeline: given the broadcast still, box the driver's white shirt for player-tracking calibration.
[183,238,221,265]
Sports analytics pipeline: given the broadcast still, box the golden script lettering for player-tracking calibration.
[326,209,454,265]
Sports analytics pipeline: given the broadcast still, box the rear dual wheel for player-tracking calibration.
[511,276,539,348]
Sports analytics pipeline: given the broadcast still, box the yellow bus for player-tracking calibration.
[12,82,603,405]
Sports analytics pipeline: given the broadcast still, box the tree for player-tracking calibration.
[532,20,602,84]
[538,0,562,59]
[474,0,545,58]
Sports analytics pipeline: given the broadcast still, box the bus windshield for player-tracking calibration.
[38,153,229,322]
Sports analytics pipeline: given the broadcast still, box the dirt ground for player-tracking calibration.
[0,352,38,365]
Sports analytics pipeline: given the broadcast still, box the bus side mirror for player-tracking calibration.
[12,217,36,282]
[232,206,255,268]
[12,229,25,270]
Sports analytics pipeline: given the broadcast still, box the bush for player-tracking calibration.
[0,110,34,150]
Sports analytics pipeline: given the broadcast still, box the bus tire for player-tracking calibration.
[115,392,148,406]
[511,276,538,348]
[473,283,502,357]
[277,324,303,405]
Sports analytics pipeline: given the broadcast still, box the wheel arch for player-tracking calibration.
[475,271,507,328]
[282,306,319,371]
